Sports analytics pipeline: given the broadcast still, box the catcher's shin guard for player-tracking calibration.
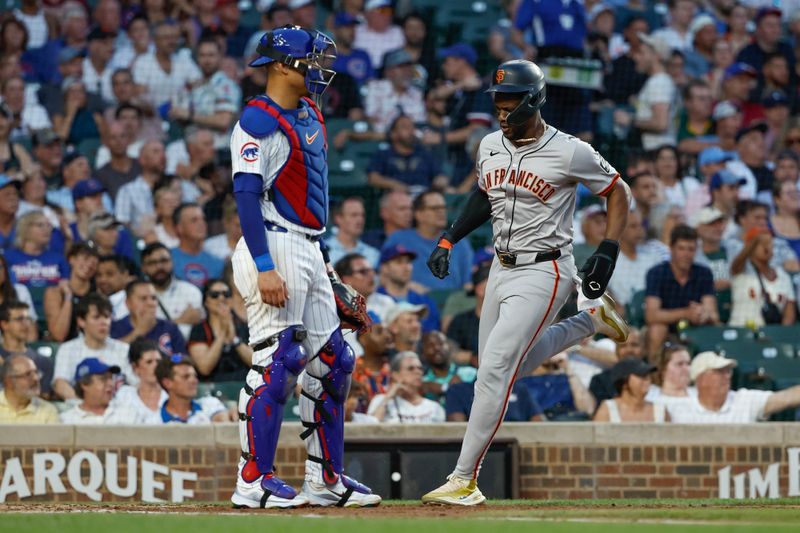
[299,328,354,484]
[238,325,308,482]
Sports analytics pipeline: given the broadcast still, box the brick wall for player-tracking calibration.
[517,444,791,499]
[2,424,799,502]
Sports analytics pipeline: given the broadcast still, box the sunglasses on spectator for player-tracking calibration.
[786,137,800,146]
[208,290,232,299]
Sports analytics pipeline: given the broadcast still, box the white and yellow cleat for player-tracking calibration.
[421,474,486,506]
[588,293,630,343]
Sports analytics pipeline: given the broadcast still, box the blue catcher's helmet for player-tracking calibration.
[250,25,337,101]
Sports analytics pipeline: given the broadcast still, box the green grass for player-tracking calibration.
[4,499,800,533]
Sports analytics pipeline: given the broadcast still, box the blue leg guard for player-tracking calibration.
[239,325,308,486]
[299,328,355,485]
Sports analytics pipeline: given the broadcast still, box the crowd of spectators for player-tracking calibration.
[3,0,800,426]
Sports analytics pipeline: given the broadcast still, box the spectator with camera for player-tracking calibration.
[728,228,795,327]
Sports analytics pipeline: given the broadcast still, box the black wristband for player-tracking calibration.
[596,239,620,261]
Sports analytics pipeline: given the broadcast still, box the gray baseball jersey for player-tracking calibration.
[452,125,620,480]
[477,127,620,253]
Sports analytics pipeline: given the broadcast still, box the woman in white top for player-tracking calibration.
[594,357,669,423]
[368,351,445,424]
[728,228,796,327]
[653,145,700,210]
[647,343,695,401]
[111,338,167,423]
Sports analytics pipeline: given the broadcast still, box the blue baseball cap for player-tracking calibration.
[698,146,733,167]
[379,243,417,265]
[438,43,477,67]
[0,174,21,191]
[72,178,106,201]
[763,90,788,108]
[709,170,746,190]
[73,357,120,383]
[755,7,782,24]
[723,62,757,81]
[334,11,360,26]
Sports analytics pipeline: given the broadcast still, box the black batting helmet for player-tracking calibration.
[486,60,546,126]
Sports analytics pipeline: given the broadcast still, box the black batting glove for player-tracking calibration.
[427,235,453,279]
[579,239,620,299]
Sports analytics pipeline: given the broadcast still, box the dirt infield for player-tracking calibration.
[5,500,800,517]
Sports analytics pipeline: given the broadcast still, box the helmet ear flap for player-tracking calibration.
[506,87,544,126]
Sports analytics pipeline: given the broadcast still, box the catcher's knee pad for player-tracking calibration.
[300,328,354,483]
[238,325,308,482]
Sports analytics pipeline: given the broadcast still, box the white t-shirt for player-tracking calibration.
[82,57,115,103]
[53,336,134,386]
[607,245,662,306]
[635,72,677,151]
[111,384,168,425]
[13,8,48,49]
[367,394,445,423]
[662,176,701,210]
[59,403,145,424]
[353,24,405,69]
[661,389,773,423]
[728,269,794,328]
[350,412,380,424]
[155,279,203,339]
[131,50,201,108]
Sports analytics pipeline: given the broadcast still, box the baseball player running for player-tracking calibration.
[422,60,632,505]
[228,26,379,509]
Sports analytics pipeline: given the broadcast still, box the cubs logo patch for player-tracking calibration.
[496,69,505,83]
[240,142,259,163]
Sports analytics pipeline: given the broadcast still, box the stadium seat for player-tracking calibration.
[758,324,800,356]
[29,341,59,359]
[324,118,355,140]
[210,381,243,403]
[716,339,791,389]
[680,326,756,354]
[624,290,646,328]
[748,358,800,390]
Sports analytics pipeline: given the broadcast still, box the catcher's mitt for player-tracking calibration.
[329,271,372,333]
